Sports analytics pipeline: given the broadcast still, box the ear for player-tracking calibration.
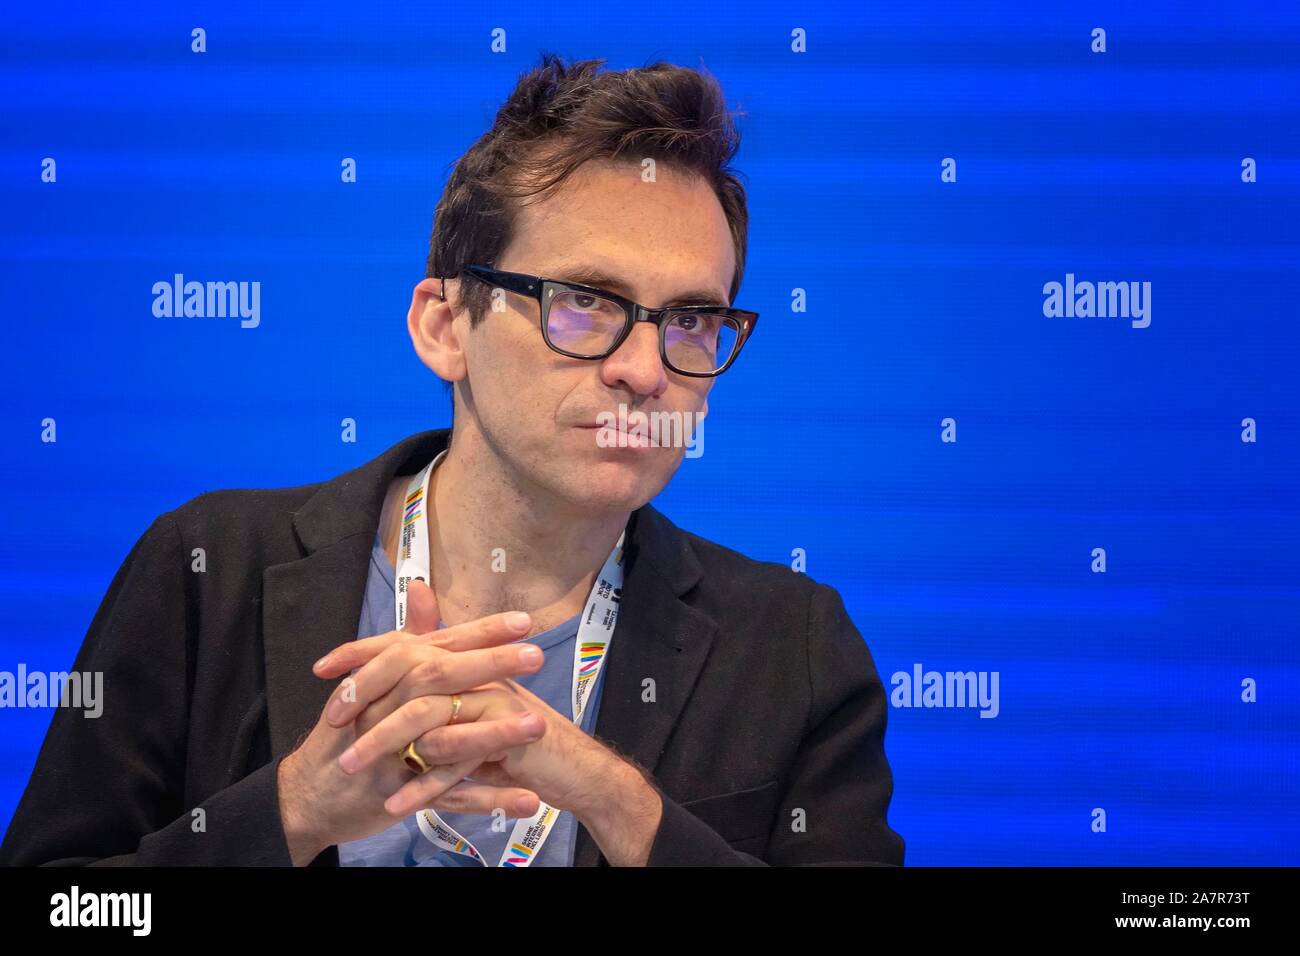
[408,277,467,384]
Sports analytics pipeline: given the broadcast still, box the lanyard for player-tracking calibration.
[393,449,625,866]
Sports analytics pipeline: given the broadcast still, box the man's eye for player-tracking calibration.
[672,313,714,333]
[572,294,615,312]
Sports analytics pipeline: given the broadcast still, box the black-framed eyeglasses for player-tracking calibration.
[449,264,759,378]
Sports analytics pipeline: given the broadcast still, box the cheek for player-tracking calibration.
[473,355,575,446]
[673,380,711,415]
[471,328,540,410]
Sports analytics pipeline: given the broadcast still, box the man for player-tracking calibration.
[0,54,903,867]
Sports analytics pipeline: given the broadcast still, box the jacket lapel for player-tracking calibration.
[572,504,717,867]
[262,430,452,759]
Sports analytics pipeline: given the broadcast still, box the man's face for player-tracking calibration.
[450,158,736,515]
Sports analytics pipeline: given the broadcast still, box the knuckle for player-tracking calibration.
[438,788,469,811]
[396,699,433,740]
[383,643,416,667]
[372,646,400,673]
[416,652,448,685]
[417,694,443,723]
[417,728,453,762]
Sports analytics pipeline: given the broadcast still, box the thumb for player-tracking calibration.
[403,577,441,635]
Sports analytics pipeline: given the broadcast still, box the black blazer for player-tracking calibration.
[0,429,904,866]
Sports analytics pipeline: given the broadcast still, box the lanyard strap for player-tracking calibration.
[393,450,625,866]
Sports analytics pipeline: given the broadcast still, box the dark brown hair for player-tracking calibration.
[426,53,750,335]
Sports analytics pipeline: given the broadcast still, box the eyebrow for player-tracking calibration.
[551,265,729,308]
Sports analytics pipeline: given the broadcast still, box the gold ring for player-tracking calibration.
[398,740,429,774]
[396,694,463,774]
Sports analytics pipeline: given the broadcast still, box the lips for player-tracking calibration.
[577,422,660,448]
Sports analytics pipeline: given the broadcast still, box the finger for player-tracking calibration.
[427,611,535,652]
[387,765,539,818]
[376,645,542,717]
[466,761,517,788]
[315,610,533,678]
[313,629,433,679]
[341,696,542,773]
[406,715,541,769]
[326,641,541,728]
[426,781,541,819]
[382,756,480,815]
[354,677,526,737]
[309,576,444,680]
[403,577,439,636]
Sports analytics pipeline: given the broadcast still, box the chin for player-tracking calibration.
[563,459,670,513]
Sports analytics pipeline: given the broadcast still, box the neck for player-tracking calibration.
[382,431,629,635]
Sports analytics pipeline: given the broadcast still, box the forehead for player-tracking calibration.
[502,158,736,301]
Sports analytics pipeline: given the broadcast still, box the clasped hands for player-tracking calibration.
[275,578,662,866]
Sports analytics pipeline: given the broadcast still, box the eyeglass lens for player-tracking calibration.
[547,289,740,373]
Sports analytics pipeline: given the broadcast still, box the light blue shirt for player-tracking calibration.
[337,533,604,866]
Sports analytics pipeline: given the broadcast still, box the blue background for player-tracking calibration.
[2,1,1297,864]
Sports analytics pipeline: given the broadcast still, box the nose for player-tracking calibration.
[600,321,669,397]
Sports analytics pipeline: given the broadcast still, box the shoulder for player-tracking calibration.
[674,520,887,712]
[684,527,822,598]
[653,508,845,629]
[654,512,883,736]
[159,480,326,563]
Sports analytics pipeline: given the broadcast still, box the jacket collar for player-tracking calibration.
[260,428,716,865]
